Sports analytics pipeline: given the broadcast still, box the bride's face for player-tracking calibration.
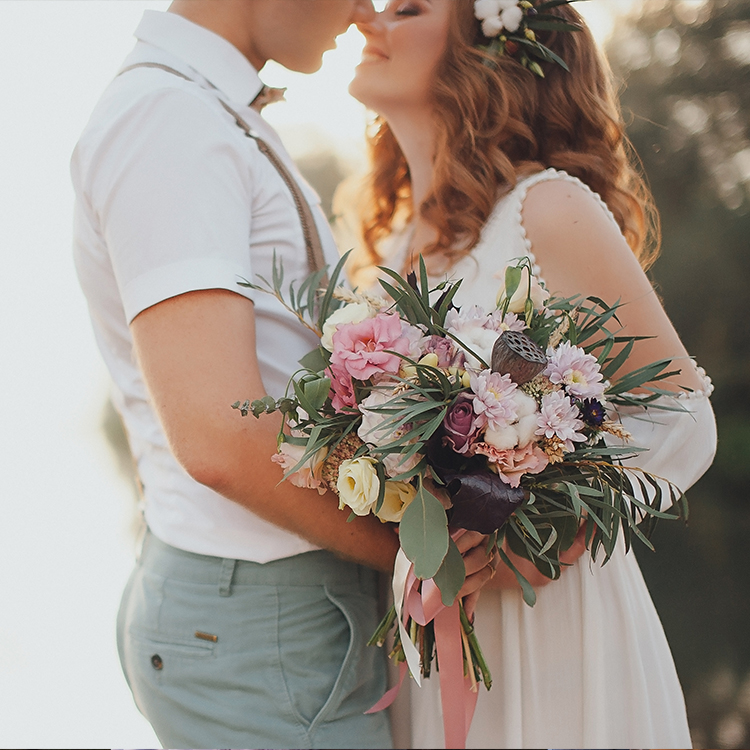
[349,0,452,115]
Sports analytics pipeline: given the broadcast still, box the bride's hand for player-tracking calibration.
[454,530,497,622]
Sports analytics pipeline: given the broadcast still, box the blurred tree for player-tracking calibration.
[608,1,750,746]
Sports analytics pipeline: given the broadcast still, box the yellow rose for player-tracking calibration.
[336,456,380,516]
[375,481,417,523]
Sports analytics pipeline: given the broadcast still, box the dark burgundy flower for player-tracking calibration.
[443,393,485,454]
[447,470,526,534]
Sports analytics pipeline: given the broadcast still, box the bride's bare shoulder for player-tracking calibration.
[518,174,645,300]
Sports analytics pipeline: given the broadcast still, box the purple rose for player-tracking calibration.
[443,393,485,454]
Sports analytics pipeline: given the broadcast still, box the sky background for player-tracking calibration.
[0,1,632,746]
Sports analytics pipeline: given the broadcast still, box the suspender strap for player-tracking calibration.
[116,63,328,279]
[217,99,328,280]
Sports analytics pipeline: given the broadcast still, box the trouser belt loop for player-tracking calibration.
[218,558,237,597]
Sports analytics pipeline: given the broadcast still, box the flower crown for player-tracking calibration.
[474,0,583,77]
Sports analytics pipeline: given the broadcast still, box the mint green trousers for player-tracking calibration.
[117,530,393,749]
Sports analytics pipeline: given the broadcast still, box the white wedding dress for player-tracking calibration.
[376,169,717,749]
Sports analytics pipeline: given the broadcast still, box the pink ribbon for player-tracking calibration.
[367,533,479,749]
[434,601,478,749]
[365,661,408,714]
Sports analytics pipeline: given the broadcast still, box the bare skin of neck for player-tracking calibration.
[382,107,441,271]
[168,0,266,70]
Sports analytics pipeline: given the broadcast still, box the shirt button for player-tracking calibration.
[151,654,163,670]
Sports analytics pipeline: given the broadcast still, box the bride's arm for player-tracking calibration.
[521,178,705,393]
[522,180,703,390]
[521,178,716,497]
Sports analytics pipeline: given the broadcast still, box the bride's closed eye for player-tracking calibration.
[392,1,423,17]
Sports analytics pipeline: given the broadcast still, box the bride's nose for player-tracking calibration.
[351,0,377,24]
[355,8,386,36]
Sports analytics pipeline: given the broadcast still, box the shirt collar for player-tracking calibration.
[133,10,264,105]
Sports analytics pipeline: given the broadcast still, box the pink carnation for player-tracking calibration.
[331,313,413,381]
[475,441,550,487]
[326,364,357,413]
[536,390,587,452]
[545,341,605,400]
[470,370,518,430]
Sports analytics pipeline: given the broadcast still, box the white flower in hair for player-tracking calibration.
[482,15,505,37]
[474,0,524,37]
[500,3,524,32]
[474,0,502,20]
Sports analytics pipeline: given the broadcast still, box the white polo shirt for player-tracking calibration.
[72,11,341,562]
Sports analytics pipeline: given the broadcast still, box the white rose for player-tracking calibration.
[501,5,524,32]
[496,266,550,315]
[474,0,501,21]
[375,481,417,523]
[481,15,505,37]
[336,457,380,516]
[321,302,372,352]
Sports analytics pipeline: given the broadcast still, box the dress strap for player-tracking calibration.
[115,63,328,280]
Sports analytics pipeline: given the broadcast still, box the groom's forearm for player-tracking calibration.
[131,287,399,573]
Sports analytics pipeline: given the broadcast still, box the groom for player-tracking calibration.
[71,1,403,748]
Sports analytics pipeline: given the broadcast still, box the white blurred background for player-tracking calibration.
[0,1,620,747]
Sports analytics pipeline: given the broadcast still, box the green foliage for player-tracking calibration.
[399,481,450,580]
[432,537,466,607]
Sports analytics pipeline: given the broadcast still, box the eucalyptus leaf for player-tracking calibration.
[399,484,449,580]
[432,537,466,606]
[302,377,332,412]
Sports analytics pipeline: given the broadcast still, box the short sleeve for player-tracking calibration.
[607,372,717,510]
[87,86,255,322]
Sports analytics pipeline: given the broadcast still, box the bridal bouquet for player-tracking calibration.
[233,253,686,710]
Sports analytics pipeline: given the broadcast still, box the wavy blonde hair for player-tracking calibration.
[357,0,658,277]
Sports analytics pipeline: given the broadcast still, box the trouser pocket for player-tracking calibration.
[276,584,354,728]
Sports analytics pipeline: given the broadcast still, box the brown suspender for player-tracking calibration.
[116,62,328,278]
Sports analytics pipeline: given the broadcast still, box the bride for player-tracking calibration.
[343,1,717,747]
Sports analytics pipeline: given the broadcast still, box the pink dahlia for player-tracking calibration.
[331,313,413,381]
[535,390,587,452]
[475,441,550,488]
[544,341,605,400]
[470,370,518,430]
[488,310,527,333]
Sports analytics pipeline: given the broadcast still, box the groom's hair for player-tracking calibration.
[360,0,659,274]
